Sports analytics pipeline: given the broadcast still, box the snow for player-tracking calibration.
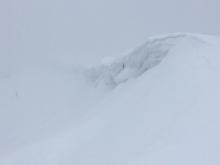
[1,33,220,165]
[85,33,201,88]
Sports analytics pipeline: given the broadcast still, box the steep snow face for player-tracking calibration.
[67,33,220,165]
[1,33,220,165]
[86,33,208,88]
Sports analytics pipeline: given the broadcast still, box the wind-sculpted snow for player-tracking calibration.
[86,33,206,88]
[1,33,220,165]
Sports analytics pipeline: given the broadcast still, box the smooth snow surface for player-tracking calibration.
[1,33,220,165]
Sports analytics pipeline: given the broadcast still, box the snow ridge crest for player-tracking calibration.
[85,33,206,88]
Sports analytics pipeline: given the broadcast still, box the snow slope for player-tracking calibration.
[1,33,220,165]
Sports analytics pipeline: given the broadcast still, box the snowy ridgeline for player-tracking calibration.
[1,33,220,165]
[85,33,199,88]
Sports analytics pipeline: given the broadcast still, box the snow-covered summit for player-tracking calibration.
[86,33,218,88]
[1,33,220,165]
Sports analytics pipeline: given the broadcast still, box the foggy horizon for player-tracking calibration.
[1,0,220,68]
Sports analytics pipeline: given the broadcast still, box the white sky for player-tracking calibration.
[1,0,220,68]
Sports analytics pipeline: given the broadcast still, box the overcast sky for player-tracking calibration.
[1,0,220,69]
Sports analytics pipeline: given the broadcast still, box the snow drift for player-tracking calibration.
[1,33,220,165]
[85,33,216,88]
